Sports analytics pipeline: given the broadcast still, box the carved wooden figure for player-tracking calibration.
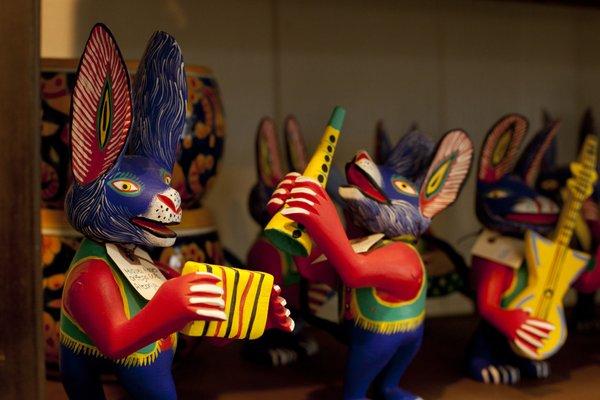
[467,114,600,384]
[59,24,291,400]
[267,110,473,400]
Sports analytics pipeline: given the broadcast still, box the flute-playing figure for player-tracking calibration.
[267,117,474,400]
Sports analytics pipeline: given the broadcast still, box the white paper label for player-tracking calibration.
[311,233,385,264]
[471,229,524,269]
[106,243,167,300]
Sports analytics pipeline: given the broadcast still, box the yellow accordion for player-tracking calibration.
[180,263,274,340]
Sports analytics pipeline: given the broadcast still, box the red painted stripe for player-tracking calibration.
[214,267,227,336]
[233,273,254,339]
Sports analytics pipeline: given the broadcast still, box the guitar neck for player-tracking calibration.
[554,192,585,248]
[553,135,598,248]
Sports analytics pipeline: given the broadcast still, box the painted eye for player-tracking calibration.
[486,189,509,199]
[393,179,417,196]
[161,169,172,185]
[110,179,141,194]
[540,179,559,191]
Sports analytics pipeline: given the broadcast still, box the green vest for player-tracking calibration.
[59,239,176,367]
[500,261,529,308]
[350,239,427,334]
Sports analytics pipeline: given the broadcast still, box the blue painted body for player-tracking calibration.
[344,324,423,400]
[60,345,176,400]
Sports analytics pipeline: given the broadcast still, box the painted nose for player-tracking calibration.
[157,194,181,214]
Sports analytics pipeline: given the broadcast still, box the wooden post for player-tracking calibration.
[0,0,43,399]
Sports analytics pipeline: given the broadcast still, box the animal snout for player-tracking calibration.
[157,192,182,214]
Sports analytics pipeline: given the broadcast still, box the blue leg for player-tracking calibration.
[466,322,520,385]
[59,345,107,400]
[377,326,423,400]
[344,325,421,400]
[114,349,177,400]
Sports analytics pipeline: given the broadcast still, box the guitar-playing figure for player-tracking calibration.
[468,114,600,385]
[506,134,598,359]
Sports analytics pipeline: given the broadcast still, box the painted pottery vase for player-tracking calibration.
[40,59,226,367]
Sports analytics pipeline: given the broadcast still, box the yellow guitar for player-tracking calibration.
[507,135,598,360]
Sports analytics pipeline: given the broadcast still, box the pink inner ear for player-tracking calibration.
[523,122,560,187]
[257,117,283,187]
[478,115,528,184]
[420,130,473,219]
[71,24,132,185]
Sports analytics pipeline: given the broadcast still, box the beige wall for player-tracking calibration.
[42,0,600,315]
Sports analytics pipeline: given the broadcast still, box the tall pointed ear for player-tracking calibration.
[129,31,187,172]
[419,130,473,219]
[478,114,528,183]
[579,108,595,150]
[256,117,283,188]
[374,120,392,164]
[384,130,434,182]
[70,24,132,185]
[515,120,560,187]
[542,109,553,127]
[540,117,558,172]
[284,115,308,172]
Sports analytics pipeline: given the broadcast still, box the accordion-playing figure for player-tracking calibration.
[59,24,292,400]
[267,115,473,400]
[467,114,600,385]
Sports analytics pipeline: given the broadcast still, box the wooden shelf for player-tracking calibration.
[46,313,600,399]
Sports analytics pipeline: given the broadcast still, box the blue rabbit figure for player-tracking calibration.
[60,24,228,400]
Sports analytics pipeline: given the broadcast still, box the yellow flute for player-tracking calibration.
[264,106,346,257]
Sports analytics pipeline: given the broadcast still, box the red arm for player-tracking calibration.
[247,238,284,285]
[472,255,554,357]
[473,255,519,338]
[63,259,224,359]
[292,245,339,288]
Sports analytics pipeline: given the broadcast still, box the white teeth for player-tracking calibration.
[338,186,363,200]
[512,199,538,213]
[536,196,559,213]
